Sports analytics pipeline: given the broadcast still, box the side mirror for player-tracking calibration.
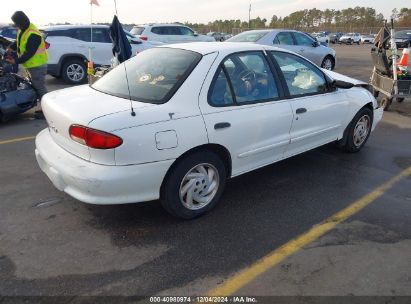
[193,31,199,37]
[332,80,354,89]
[312,41,320,47]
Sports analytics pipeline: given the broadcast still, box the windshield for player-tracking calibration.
[130,26,145,36]
[396,30,411,39]
[227,31,269,42]
[92,48,202,104]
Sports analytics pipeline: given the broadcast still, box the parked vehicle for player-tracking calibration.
[0,36,37,122]
[42,25,158,84]
[339,33,361,44]
[226,29,337,70]
[207,32,225,41]
[312,32,330,45]
[329,32,343,44]
[361,35,375,44]
[394,30,411,49]
[130,24,214,43]
[0,26,17,40]
[35,42,383,219]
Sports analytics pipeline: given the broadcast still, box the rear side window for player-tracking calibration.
[43,30,71,38]
[274,32,294,45]
[270,51,328,97]
[70,28,91,42]
[92,28,111,43]
[208,52,279,106]
[92,48,202,104]
[130,27,145,35]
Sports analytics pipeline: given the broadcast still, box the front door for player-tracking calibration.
[199,51,293,177]
[269,51,348,158]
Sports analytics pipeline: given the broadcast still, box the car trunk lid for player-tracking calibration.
[42,85,153,162]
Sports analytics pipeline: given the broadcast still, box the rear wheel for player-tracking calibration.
[61,58,87,84]
[161,151,226,219]
[339,108,373,153]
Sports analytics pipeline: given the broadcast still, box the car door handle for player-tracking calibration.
[296,108,307,114]
[214,122,231,130]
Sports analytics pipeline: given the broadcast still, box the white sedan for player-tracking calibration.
[35,42,383,219]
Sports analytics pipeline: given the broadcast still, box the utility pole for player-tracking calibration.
[248,3,251,29]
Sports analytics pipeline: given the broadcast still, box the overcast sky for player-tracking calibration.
[0,0,406,26]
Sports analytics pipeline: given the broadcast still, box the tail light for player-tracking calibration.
[45,42,50,49]
[69,125,123,149]
[140,36,148,41]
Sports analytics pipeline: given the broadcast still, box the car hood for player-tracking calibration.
[322,69,366,86]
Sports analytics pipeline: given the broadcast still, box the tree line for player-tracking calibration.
[184,7,411,34]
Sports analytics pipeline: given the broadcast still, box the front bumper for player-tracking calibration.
[35,129,174,205]
[372,107,384,131]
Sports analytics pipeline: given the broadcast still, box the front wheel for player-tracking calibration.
[321,56,335,70]
[161,151,226,219]
[339,108,373,153]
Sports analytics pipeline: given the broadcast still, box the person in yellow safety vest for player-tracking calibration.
[6,11,48,119]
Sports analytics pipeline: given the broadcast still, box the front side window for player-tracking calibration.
[208,52,279,106]
[294,32,315,46]
[179,27,195,36]
[270,51,328,96]
[273,32,294,45]
[92,48,202,104]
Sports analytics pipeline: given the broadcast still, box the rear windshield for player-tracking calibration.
[92,48,202,104]
[130,26,145,35]
[227,31,269,42]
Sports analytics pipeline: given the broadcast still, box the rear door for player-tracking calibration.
[178,26,197,42]
[90,28,113,65]
[199,51,293,177]
[269,51,348,157]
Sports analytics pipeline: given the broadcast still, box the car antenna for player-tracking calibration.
[113,0,135,117]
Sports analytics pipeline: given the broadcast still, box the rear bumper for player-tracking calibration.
[35,129,174,205]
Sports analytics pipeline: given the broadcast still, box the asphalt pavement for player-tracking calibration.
[0,44,410,302]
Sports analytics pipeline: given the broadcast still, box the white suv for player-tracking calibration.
[130,24,214,44]
[43,25,158,84]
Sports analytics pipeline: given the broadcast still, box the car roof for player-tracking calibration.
[135,23,190,27]
[41,24,109,31]
[161,41,291,56]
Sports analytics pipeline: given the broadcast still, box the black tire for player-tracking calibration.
[61,58,87,84]
[380,97,392,111]
[161,150,227,219]
[321,55,335,70]
[357,41,360,45]
[339,107,373,153]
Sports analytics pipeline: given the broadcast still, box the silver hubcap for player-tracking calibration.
[353,115,370,147]
[67,64,85,82]
[323,58,333,70]
[179,163,220,210]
